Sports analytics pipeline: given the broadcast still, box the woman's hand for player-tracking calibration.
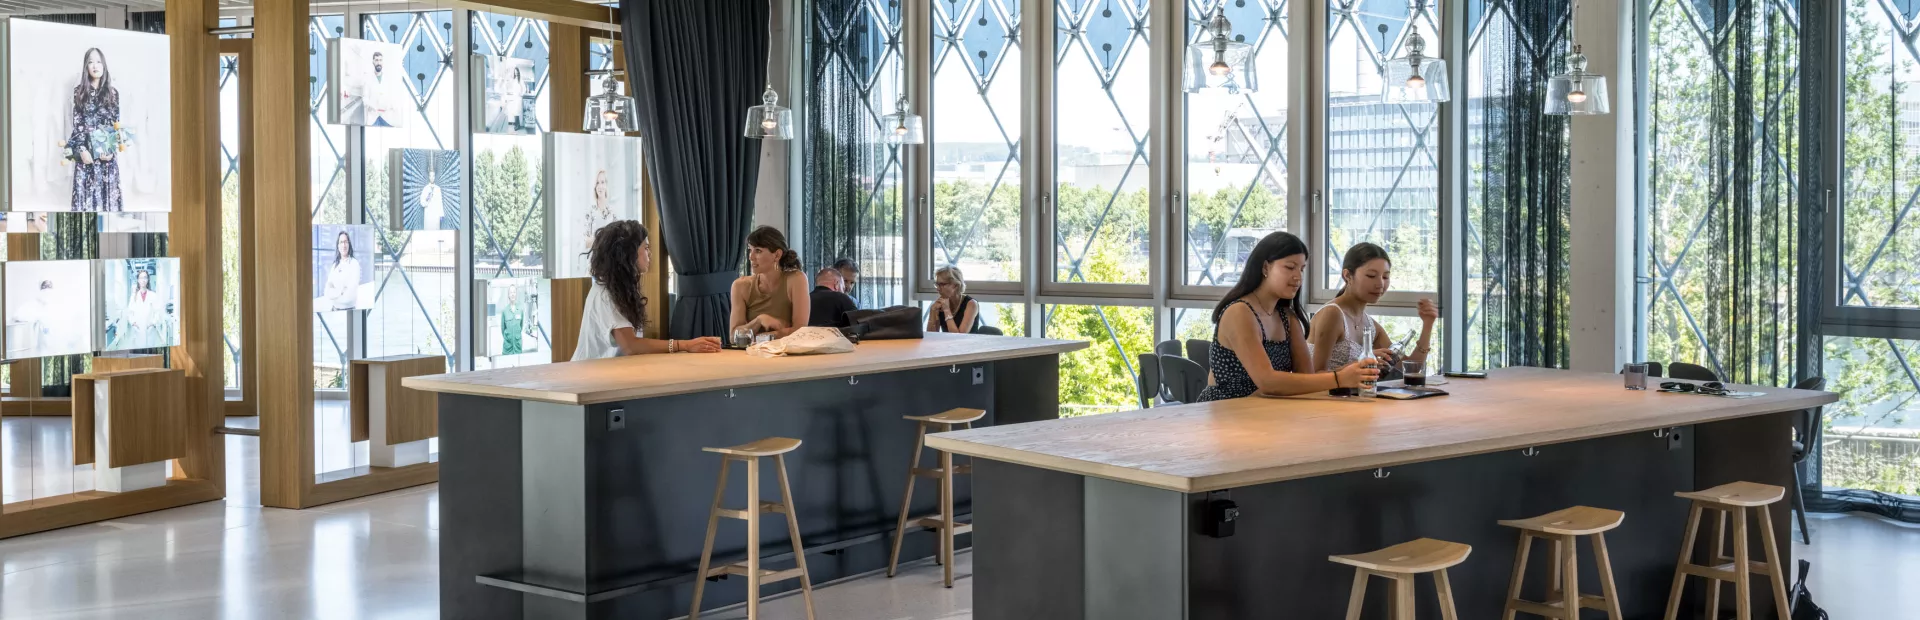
[934,297,952,317]
[78,150,94,165]
[1417,298,1439,325]
[683,336,722,353]
[753,314,788,331]
[1334,360,1381,389]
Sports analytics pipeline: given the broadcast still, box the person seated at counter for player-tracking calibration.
[833,258,861,300]
[926,266,981,333]
[1196,231,1378,401]
[573,220,722,360]
[1309,242,1440,374]
[729,225,811,338]
[807,267,858,328]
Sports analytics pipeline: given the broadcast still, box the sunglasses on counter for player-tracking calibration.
[1659,381,1728,396]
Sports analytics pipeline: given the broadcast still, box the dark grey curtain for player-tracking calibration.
[621,0,768,339]
[802,0,903,309]
[1473,0,1572,369]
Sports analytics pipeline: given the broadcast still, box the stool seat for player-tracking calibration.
[1498,506,1625,536]
[1329,538,1472,573]
[904,408,986,425]
[1675,481,1784,507]
[704,437,803,457]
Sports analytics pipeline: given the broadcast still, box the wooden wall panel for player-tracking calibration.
[168,0,224,487]
[254,0,317,509]
[100,369,188,469]
[348,355,444,444]
[549,277,591,363]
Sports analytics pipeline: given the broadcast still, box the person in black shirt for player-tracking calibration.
[807,267,859,328]
[926,266,981,333]
[832,258,860,298]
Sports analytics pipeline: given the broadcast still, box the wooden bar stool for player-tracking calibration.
[1330,538,1471,620]
[1498,506,1626,620]
[887,407,985,588]
[689,437,815,620]
[1662,482,1792,620]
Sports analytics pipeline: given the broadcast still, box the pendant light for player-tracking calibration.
[1381,2,1449,104]
[583,71,640,135]
[743,84,793,140]
[1183,6,1257,94]
[879,94,924,145]
[1544,0,1610,115]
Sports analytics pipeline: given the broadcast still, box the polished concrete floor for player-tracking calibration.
[1,416,1914,619]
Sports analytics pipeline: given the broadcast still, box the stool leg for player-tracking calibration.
[774,454,816,620]
[745,458,761,620]
[689,458,731,620]
[1708,509,1726,620]
[1664,503,1704,620]
[1435,568,1460,620]
[1733,506,1752,620]
[1592,532,1624,620]
[1547,537,1564,600]
[1394,573,1416,620]
[887,424,926,578]
[1755,504,1792,620]
[941,446,956,588]
[1344,570,1369,620]
[1559,535,1580,620]
[1503,532,1533,620]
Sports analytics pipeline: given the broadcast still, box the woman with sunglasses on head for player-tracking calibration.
[1197,232,1379,401]
[729,226,811,339]
[1310,242,1440,375]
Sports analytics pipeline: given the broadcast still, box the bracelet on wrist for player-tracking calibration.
[668,339,677,353]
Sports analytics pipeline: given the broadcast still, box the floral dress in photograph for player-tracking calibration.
[68,88,124,212]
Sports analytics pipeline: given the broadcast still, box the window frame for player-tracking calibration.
[1820,0,1920,339]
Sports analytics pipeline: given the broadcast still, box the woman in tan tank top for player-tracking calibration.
[730,226,812,338]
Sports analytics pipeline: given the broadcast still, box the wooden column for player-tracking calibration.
[550,24,589,135]
[254,0,316,509]
[169,0,224,488]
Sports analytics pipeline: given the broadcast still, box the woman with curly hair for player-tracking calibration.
[729,226,811,338]
[572,220,720,360]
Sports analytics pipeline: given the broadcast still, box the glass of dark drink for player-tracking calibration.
[1401,360,1426,387]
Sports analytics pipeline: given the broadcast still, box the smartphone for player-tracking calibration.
[1443,371,1488,379]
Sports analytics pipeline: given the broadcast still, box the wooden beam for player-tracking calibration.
[549,23,590,134]
[449,0,619,34]
[0,480,222,539]
[168,0,224,490]
[254,0,316,509]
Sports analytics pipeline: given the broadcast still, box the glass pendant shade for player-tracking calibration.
[744,84,794,140]
[1183,7,1258,94]
[1382,24,1449,103]
[880,95,925,145]
[1544,47,1610,115]
[583,75,640,135]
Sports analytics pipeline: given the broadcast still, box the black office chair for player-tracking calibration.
[1136,353,1161,410]
[974,325,1004,336]
[1667,362,1718,382]
[1790,375,1825,545]
[1158,355,1208,405]
[1186,338,1211,364]
[1156,339,1184,359]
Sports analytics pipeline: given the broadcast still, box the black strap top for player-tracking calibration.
[933,295,979,333]
[1197,299,1296,402]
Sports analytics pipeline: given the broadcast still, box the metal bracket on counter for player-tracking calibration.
[1653,427,1673,438]
[727,389,736,399]
[848,376,860,385]
[1520,447,1541,457]
[950,364,961,373]
[1372,468,1391,479]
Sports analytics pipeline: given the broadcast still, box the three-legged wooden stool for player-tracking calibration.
[1498,506,1626,620]
[887,407,985,588]
[1662,482,1792,620]
[1330,538,1471,620]
[690,437,815,620]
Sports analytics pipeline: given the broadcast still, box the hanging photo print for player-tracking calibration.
[474,277,550,367]
[474,55,538,135]
[6,20,172,212]
[4,260,97,358]
[544,132,641,279]
[312,224,378,311]
[98,257,180,351]
[328,37,409,128]
[389,148,463,231]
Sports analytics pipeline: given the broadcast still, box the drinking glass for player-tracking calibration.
[1401,360,1426,387]
[1624,363,1649,390]
[731,326,756,348]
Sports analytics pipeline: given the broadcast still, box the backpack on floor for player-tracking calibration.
[1790,559,1829,620]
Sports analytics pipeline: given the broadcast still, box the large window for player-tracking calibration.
[930,0,1023,286]
[1052,0,1152,287]
[1182,0,1292,291]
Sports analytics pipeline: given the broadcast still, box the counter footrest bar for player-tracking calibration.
[475,510,973,603]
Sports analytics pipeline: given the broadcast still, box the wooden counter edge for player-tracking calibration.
[401,339,1089,406]
[925,390,1840,494]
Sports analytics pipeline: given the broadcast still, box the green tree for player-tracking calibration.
[474,145,544,276]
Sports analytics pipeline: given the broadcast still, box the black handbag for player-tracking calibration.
[1790,560,1828,620]
[841,305,925,340]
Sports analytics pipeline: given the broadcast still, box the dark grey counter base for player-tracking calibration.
[974,413,1794,620]
[440,355,1060,619]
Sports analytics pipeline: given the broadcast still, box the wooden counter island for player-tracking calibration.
[404,333,1084,619]
[926,367,1837,620]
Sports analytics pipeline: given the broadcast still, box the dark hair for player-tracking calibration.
[1211,231,1311,338]
[831,258,859,274]
[333,231,354,267]
[589,220,651,329]
[747,226,802,272]
[1337,242,1392,296]
[74,48,114,109]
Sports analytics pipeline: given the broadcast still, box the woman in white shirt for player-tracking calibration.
[120,265,164,347]
[582,170,618,256]
[323,231,362,311]
[1309,242,1439,374]
[573,220,721,360]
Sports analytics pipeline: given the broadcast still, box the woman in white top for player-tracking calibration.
[572,220,721,360]
[323,231,362,311]
[1309,242,1439,374]
[120,265,164,347]
[583,170,617,255]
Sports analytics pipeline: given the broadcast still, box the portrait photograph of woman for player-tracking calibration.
[475,55,537,135]
[8,20,172,213]
[311,224,377,311]
[4,260,97,358]
[543,132,640,279]
[99,257,181,351]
